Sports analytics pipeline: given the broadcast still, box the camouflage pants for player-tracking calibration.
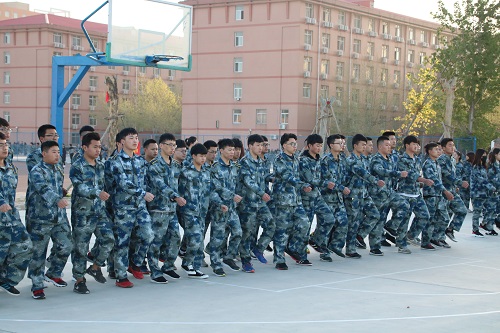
[209,209,242,269]
[303,196,335,250]
[402,196,430,247]
[0,220,33,287]
[112,207,153,280]
[147,211,180,279]
[71,211,114,279]
[239,204,273,264]
[254,200,276,253]
[345,196,380,253]
[324,202,348,253]
[460,188,471,211]
[422,196,450,244]
[472,197,497,231]
[272,205,310,264]
[445,193,468,232]
[28,219,72,290]
[181,213,206,270]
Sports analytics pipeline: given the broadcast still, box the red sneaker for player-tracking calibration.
[44,274,68,287]
[127,265,144,279]
[115,278,134,288]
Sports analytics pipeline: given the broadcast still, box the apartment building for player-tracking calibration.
[0,2,37,21]
[181,0,446,144]
[0,11,180,144]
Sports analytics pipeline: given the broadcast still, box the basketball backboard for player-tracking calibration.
[107,0,192,71]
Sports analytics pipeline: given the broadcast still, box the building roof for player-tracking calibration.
[0,13,107,33]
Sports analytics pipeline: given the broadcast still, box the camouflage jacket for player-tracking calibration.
[273,151,309,206]
[171,159,183,180]
[146,154,179,213]
[179,163,219,217]
[320,152,347,204]
[0,160,19,226]
[345,152,378,198]
[70,157,107,214]
[237,151,268,208]
[299,150,328,200]
[437,154,462,193]
[27,161,66,222]
[488,161,500,191]
[211,155,240,208]
[421,158,446,197]
[368,152,400,198]
[470,166,495,198]
[462,161,473,182]
[396,152,422,196]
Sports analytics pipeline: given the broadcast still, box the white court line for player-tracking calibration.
[1,310,500,325]
[315,285,500,296]
[203,280,277,293]
[462,263,500,271]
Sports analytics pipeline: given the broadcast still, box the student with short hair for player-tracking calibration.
[143,139,159,163]
[487,149,500,230]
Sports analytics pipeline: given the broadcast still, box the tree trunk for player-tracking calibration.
[468,102,475,135]
[442,77,456,138]
[103,76,121,152]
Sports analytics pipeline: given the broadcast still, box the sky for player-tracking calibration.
[17,0,458,23]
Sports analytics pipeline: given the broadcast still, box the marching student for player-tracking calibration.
[143,139,159,163]
[461,152,475,212]
[487,149,500,229]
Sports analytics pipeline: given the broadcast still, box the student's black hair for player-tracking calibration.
[261,135,268,142]
[0,117,10,127]
[440,138,454,147]
[377,136,390,147]
[0,132,6,140]
[338,134,346,139]
[403,135,419,147]
[489,148,500,166]
[466,152,475,162]
[305,133,323,146]
[366,137,373,141]
[82,132,101,147]
[280,133,297,146]
[232,138,244,148]
[352,134,367,148]
[79,125,95,136]
[218,138,235,150]
[143,139,157,148]
[41,140,59,152]
[424,142,439,154]
[37,124,56,140]
[326,134,342,147]
[190,143,207,156]
[185,136,197,147]
[455,150,462,162]
[118,127,138,140]
[115,132,122,144]
[175,139,187,149]
[382,131,396,137]
[472,148,487,168]
[203,140,218,150]
[247,134,264,146]
[159,133,176,143]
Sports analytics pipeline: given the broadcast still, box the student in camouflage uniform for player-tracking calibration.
[172,139,189,258]
[437,138,469,242]
[183,136,198,167]
[105,128,154,288]
[27,141,72,299]
[70,125,95,164]
[358,136,409,256]
[209,138,242,276]
[319,134,350,258]
[146,133,186,283]
[470,149,497,237]
[0,118,14,164]
[70,133,114,294]
[237,134,274,273]
[344,134,383,259]
[203,140,220,266]
[461,152,475,212]
[143,139,159,163]
[0,133,33,296]
[179,143,225,279]
[488,149,500,229]
[298,134,335,262]
[272,133,312,269]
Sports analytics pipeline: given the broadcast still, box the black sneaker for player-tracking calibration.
[162,269,181,279]
[369,249,384,256]
[296,259,312,266]
[329,247,345,258]
[381,240,392,247]
[108,271,117,279]
[222,259,240,271]
[472,230,484,238]
[213,268,226,277]
[275,263,288,270]
[486,229,498,236]
[421,243,436,250]
[308,238,322,253]
[320,253,333,262]
[178,249,186,258]
[181,264,195,273]
[188,270,209,279]
[151,276,168,284]
[445,228,457,242]
[0,283,20,296]
[73,280,90,294]
[266,244,273,252]
[284,249,300,261]
[384,226,397,237]
[430,239,443,248]
[385,233,396,244]
[355,235,367,249]
[32,289,46,300]
[86,267,107,284]
[346,252,362,259]
[439,240,451,248]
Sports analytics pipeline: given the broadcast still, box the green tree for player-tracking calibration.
[432,0,500,138]
[121,78,181,134]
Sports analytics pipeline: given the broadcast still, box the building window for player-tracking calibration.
[338,11,346,25]
[352,89,359,105]
[353,15,362,29]
[3,111,10,123]
[320,85,329,99]
[72,36,82,48]
[4,11,9,18]
[335,87,343,102]
[380,69,388,83]
[322,8,331,23]
[336,61,344,78]
[123,79,131,91]
[89,95,97,107]
[89,76,98,88]
[380,92,388,105]
[256,109,267,125]
[382,22,389,34]
[3,32,10,44]
[91,39,99,51]
[420,30,427,42]
[432,33,438,45]
[153,68,161,77]
[366,66,374,80]
[305,3,314,19]
[123,65,130,73]
[322,33,330,48]
[53,33,62,44]
[366,91,374,104]
[368,18,375,32]
[367,42,374,56]
[353,39,361,54]
[139,67,147,74]
[72,94,81,106]
[382,45,389,58]
[304,57,312,72]
[321,59,330,75]
[168,69,176,78]
[419,52,426,64]
[394,70,401,84]
[352,64,360,80]
[408,50,415,63]
[337,36,345,51]
[53,52,62,56]
[234,83,242,99]
[280,109,289,125]
[233,109,241,124]
[234,32,243,46]
[4,52,10,64]
[394,47,401,61]
[408,28,415,41]
[234,57,243,72]
[108,66,115,70]
[72,113,81,126]
[235,5,244,20]
[71,133,80,145]
[89,115,97,126]
[394,25,401,37]
[3,92,10,104]
[305,30,313,45]
[4,71,10,84]
[303,83,311,98]
[393,94,401,108]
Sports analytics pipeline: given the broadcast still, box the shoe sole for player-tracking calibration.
[43,276,67,287]
[345,254,361,259]
[445,233,457,242]
[73,289,90,294]
[188,275,209,279]
[420,247,436,251]
[320,258,333,262]
[115,284,134,288]
[32,295,46,300]
[223,262,241,272]
[330,249,345,258]
[163,272,181,280]
[2,289,20,296]
[242,269,255,273]
[150,279,169,284]
[369,252,384,256]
